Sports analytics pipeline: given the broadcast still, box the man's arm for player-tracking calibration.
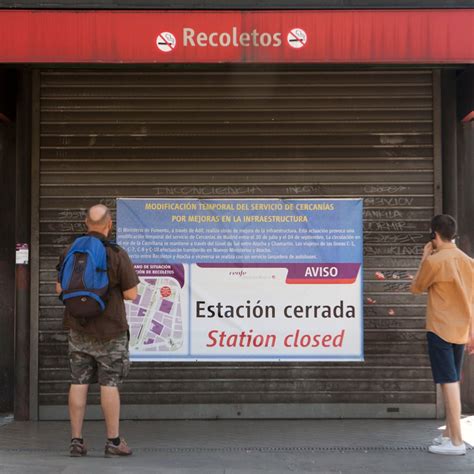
[410,242,436,294]
[117,249,140,301]
[468,325,474,355]
[469,262,474,354]
[123,286,138,301]
[56,249,66,296]
[467,300,474,354]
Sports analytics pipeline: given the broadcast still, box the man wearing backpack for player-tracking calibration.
[411,214,474,456]
[56,204,139,458]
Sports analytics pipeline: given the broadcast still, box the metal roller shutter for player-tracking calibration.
[36,66,439,418]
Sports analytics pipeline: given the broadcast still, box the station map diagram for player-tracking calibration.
[126,276,184,353]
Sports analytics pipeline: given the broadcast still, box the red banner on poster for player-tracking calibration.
[0,9,473,63]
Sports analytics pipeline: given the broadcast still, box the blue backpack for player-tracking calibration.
[58,235,111,321]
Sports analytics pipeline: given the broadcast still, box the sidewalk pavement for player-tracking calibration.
[1,416,474,473]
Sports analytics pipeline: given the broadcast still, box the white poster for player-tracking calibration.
[117,198,363,361]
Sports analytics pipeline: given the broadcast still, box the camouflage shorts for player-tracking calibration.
[68,330,130,386]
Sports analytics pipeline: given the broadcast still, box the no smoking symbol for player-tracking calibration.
[156,32,176,53]
[287,28,307,49]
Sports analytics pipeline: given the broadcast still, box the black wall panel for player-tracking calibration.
[36,67,437,413]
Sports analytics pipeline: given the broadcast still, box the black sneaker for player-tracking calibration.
[104,437,133,457]
[70,439,87,457]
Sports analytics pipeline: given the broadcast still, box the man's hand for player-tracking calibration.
[468,328,474,356]
[422,241,434,261]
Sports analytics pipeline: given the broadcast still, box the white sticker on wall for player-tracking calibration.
[16,243,29,265]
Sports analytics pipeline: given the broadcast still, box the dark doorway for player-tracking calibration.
[0,69,16,413]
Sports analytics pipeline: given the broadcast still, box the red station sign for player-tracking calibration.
[0,9,473,63]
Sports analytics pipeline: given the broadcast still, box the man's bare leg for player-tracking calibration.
[100,386,121,438]
[438,389,451,438]
[69,384,89,438]
[441,382,463,445]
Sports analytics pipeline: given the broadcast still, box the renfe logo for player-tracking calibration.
[183,27,282,48]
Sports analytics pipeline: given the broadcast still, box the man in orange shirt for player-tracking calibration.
[411,214,474,455]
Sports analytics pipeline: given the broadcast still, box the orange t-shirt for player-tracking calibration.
[411,242,474,344]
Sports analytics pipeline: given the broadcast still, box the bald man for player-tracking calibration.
[56,205,139,458]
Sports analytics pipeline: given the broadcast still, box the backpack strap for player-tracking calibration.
[62,233,119,248]
[83,234,120,253]
[103,240,121,253]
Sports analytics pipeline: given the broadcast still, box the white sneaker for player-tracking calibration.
[429,440,466,455]
[432,434,449,445]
